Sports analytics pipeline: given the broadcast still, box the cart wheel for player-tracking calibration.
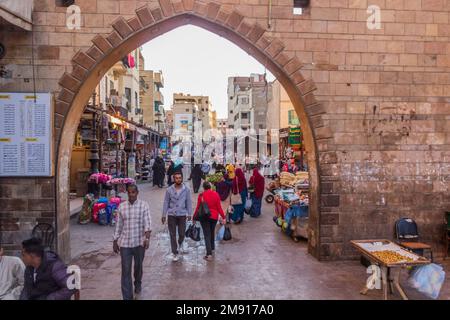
[265,195,274,204]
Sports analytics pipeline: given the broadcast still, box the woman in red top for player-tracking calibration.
[193,181,226,261]
[248,167,265,217]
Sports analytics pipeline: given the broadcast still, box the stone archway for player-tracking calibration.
[55,0,332,261]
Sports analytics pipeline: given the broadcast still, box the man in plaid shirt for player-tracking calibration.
[113,184,151,300]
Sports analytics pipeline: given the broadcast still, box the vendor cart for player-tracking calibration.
[351,239,430,300]
[274,196,309,240]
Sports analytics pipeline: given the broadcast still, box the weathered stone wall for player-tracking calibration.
[1,0,450,261]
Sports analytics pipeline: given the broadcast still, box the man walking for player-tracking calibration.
[162,172,193,262]
[113,184,152,300]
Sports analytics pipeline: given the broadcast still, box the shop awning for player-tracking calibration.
[137,127,148,136]
[107,114,123,126]
[0,0,33,31]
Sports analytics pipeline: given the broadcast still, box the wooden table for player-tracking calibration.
[351,239,430,300]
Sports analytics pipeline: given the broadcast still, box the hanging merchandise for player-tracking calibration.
[128,153,136,179]
[128,53,135,68]
[122,56,130,68]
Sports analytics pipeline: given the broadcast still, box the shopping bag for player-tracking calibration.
[223,226,232,241]
[186,222,201,242]
[245,198,252,212]
[408,263,445,299]
[230,192,242,205]
[216,225,225,241]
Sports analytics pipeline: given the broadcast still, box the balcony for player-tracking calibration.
[154,91,164,105]
[111,61,127,77]
[109,94,122,107]
[154,72,164,87]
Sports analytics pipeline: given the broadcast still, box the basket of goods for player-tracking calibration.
[88,173,112,184]
[205,172,223,184]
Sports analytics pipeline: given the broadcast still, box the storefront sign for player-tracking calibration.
[0,92,53,176]
[174,114,193,133]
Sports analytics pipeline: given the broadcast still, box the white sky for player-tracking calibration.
[141,25,275,119]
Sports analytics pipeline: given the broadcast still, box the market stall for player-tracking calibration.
[351,239,430,300]
[272,187,309,241]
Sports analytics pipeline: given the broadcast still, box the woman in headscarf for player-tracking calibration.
[152,156,166,188]
[230,167,247,224]
[189,164,204,193]
[215,171,232,202]
[248,167,265,218]
[167,161,175,186]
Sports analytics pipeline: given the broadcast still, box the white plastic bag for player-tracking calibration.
[216,225,225,241]
[245,198,252,211]
[408,263,445,299]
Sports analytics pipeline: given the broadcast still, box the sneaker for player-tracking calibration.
[203,255,213,261]
[179,241,189,254]
[171,253,179,262]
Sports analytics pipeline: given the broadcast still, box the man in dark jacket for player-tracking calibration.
[20,238,75,300]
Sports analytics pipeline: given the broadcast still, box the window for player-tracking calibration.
[293,0,309,15]
[230,110,233,114]
[238,96,249,104]
[288,110,300,126]
[124,88,131,111]
[241,112,248,119]
[135,91,138,107]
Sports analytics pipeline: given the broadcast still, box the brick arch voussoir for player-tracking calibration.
[55,0,333,147]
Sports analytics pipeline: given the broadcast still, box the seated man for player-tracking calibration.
[0,245,25,300]
[20,238,75,300]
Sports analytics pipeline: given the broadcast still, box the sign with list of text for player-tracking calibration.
[0,93,53,176]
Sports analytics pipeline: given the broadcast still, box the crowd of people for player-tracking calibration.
[0,160,267,300]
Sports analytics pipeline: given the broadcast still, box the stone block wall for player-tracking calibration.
[1,0,450,260]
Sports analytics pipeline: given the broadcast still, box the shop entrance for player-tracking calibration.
[55,9,324,261]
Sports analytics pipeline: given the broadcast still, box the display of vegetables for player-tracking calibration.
[205,172,223,184]
[372,250,414,264]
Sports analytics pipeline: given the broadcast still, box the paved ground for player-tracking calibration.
[70,182,450,300]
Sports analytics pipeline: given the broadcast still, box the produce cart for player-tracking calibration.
[273,192,309,241]
[351,239,430,300]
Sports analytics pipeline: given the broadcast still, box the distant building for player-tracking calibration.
[227,74,269,131]
[217,118,228,136]
[138,51,165,132]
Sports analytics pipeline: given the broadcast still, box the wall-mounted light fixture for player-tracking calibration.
[294,0,310,15]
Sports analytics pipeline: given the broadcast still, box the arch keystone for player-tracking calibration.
[159,0,175,17]
[173,1,184,13]
[193,1,208,16]
[182,0,195,11]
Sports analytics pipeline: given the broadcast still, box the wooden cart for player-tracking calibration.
[351,239,430,300]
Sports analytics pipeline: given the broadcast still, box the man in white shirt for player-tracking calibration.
[0,245,25,300]
[113,184,152,300]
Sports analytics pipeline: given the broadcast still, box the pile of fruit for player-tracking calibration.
[205,172,223,184]
[372,250,414,264]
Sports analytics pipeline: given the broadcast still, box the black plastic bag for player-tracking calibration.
[223,226,232,241]
[186,223,201,242]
